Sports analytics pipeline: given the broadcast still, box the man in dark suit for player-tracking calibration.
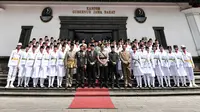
[75,45,87,88]
[87,44,98,88]
[109,46,120,89]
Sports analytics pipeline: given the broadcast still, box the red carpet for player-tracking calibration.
[69,88,115,109]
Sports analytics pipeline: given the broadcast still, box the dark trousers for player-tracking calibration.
[76,67,85,85]
[88,64,96,85]
[110,64,119,85]
[99,66,108,85]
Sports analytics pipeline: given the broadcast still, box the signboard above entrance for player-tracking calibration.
[72,7,115,14]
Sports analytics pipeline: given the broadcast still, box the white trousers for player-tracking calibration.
[6,66,17,87]
[185,67,195,81]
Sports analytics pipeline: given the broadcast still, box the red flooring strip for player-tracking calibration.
[69,87,115,109]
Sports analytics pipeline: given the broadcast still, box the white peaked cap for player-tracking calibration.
[181,45,186,48]
[17,43,22,46]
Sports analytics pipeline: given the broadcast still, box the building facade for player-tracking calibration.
[0,0,200,56]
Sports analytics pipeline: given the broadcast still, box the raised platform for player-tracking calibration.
[0,87,200,97]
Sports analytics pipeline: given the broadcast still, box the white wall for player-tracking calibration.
[0,3,198,56]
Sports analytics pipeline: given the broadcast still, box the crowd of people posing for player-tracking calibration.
[5,36,198,89]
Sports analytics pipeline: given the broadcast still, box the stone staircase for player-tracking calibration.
[1,57,200,96]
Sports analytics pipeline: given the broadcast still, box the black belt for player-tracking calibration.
[99,57,107,59]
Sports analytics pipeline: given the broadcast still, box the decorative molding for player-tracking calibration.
[59,16,128,41]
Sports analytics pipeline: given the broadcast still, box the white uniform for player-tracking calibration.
[151,50,164,87]
[32,52,43,79]
[168,52,179,76]
[17,50,28,87]
[174,51,187,77]
[57,50,66,77]
[182,51,197,87]
[49,51,58,77]
[24,51,37,87]
[130,51,143,87]
[151,51,164,76]
[56,50,66,87]
[6,49,22,88]
[48,51,58,87]
[174,51,187,86]
[140,50,154,87]
[74,45,80,52]
[18,50,28,77]
[41,52,50,79]
[25,52,37,77]
[168,52,180,86]
[160,51,171,87]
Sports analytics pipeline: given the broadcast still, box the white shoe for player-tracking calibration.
[10,85,15,88]
[5,85,9,88]
[192,80,198,87]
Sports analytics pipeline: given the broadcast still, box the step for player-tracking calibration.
[1,89,200,97]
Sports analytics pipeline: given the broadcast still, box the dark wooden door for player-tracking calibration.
[74,30,112,43]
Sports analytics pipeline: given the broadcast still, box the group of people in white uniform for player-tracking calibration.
[130,44,198,88]
[5,36,198,88]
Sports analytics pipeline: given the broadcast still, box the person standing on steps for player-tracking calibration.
[97,44,109,88]
[17,45,29,87]
[109,45,120,89]
[5,43,23,88]
[159,45,171,87]
[181,45,198,87]
[167,46,179,87]
[40,46,51,88]
[24,45,37,88]
[32,46,44,88]
[119,44,132,88]
[56,45,66,88]
[75,45,87,88]
[174,45,187,87]
[131,45,144,88]
[64,43,76,88]
[48,45,58,88]
[87,44,98,88]
[151,44,164,88]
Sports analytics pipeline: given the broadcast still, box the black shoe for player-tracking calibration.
[100,83,103,88]
[116,84,120,89]
[81,84,84,88]
[88,84,91,88]
[92,84,95,88]
[111,85,114,89]
[75,84,79,88]
[105,84,109,88]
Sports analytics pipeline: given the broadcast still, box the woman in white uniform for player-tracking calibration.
[17,46,29,87]
[159,46,171,87]
[139,45,149,87]
[5,43,22,88]
[146,47,156,88]
[151,44,164,87]
[32,46,44,88]
[40,46,50,88]
[24,46,37,88]
[167,46,180,87]
[174,45,187,87]
[181,45,198,87]
[48,45,58,88]
[56,45,66,88]
[130,45,144,88]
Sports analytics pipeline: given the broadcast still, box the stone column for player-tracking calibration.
[182,8,200,55]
